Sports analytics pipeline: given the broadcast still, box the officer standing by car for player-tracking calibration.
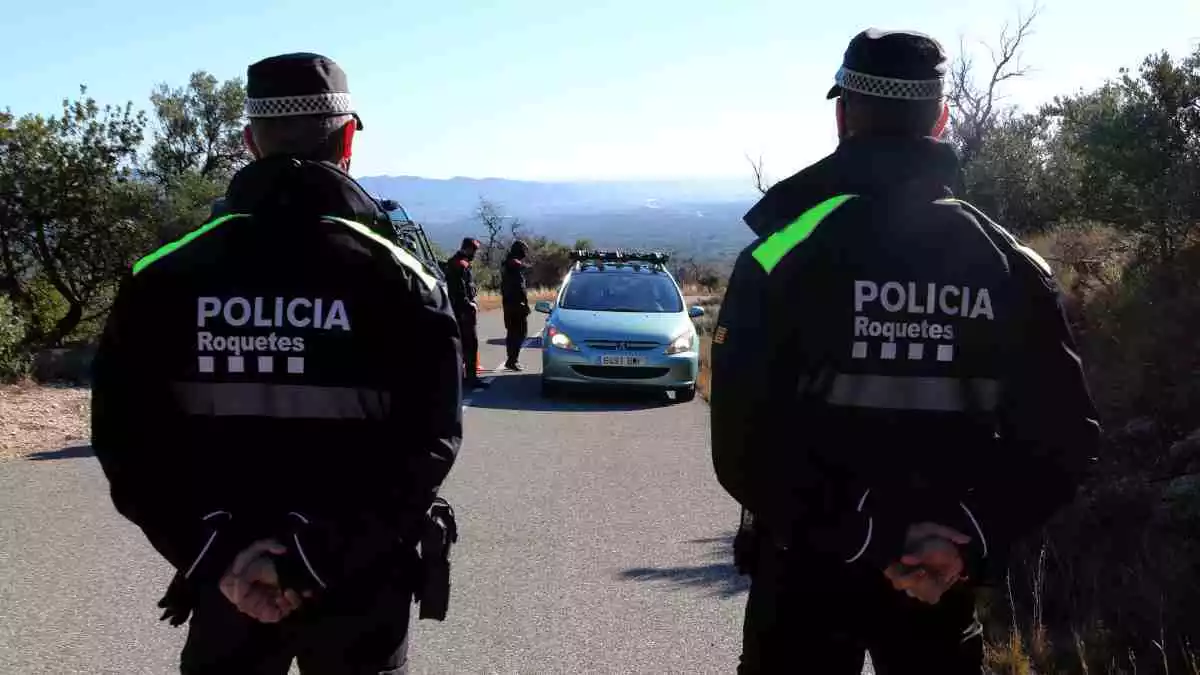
[500,239,532,371]
[445,237,489,389]
[709,29,1100,674]
[91,52,463,674]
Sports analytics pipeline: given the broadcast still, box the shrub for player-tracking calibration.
[990,231,1200,674]
[0,296,32,381]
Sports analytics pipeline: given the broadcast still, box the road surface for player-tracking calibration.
[0,309,795,674]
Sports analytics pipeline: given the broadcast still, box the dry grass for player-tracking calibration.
[697,337,713,401]
[475,288,558,313]
[984,631,1035,675]
[1025,223,1134,313]
[679,283,722,297]
[692,295,721,401]
[0,381,91,461]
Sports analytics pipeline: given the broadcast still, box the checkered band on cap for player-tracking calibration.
[835,67,944,100]
[245,92,355,118]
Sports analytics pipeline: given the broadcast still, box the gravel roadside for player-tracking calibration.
[0,383,91,462]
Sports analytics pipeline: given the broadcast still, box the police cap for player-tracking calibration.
[826,29,949,101]
[245,52,364,130]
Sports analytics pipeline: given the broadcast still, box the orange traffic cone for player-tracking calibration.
[476,351,485,373]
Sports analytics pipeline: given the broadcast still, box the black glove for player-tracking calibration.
[732,508,759,576]
[154,512,242,628]
[156,572,194,627]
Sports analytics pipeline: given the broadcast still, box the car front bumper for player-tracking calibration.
[541,344,699,389]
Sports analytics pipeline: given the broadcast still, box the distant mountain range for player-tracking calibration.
[354,175,762,261]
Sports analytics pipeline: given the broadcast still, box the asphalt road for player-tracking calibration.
[0,309,769,674]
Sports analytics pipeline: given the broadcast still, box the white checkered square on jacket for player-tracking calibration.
[245,92,355,118]
[835,67,944,100]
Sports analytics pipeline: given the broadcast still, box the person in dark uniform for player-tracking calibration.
[500,240,532,371]
[444,238,489,389]
[91,52,463,675]
[709,29,1101,674]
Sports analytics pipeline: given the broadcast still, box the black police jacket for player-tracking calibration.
[500,255,530,310]
[444,252,477,314]
[91,156,463,598]
[709,136,1100,583]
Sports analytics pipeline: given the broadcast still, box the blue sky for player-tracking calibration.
[4,0,1198,181]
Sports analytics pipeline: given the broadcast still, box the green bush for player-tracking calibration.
[988,233,1200,674]
[0,296,32,381]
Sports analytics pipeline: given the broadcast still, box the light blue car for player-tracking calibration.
[534,251,706,403]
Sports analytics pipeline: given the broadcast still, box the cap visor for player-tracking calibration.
[826,84,842,99]
[353,112,364,131]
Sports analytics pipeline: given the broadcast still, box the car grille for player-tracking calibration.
[583,340,660,351]
[571,366,670,380]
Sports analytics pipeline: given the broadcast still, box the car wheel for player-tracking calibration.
[541,379,563,398]
[673,385,697,403]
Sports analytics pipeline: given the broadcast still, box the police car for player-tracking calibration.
[535,250,705,402]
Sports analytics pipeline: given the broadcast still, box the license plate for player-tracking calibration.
[600,354,645,367]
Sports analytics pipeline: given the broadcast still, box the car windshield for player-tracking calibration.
[559,272,683,313]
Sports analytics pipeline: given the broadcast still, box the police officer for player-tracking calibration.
[709,29,1100,674]
[91,52,463,674]
[445,238,489,389]
[500,240,532,371]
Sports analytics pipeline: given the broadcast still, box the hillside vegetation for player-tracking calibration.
[954,51,1200,675]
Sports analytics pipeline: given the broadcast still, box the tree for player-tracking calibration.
[956,110,1070,234]
[0,88,157,348]
[947,4,1040,168]
[0,110,32,306]
[1045,48,1200,263]
[145,72,250,241]
[509,214,525,242]
[147,71,250,182]
[746,153,773,195]
[672,256,726,292]
[473,197,516,266]
[519,235,573,289]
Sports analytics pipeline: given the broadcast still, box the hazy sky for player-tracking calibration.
[4,1,1197,181]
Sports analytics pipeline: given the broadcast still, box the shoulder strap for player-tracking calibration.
[321,216,440,291]
[133,213,251,276]
[943,199,1053,278]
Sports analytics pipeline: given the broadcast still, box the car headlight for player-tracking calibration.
[664,328,696,355]
[547,325,579,351]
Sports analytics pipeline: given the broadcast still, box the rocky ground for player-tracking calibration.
[0,383,91,461]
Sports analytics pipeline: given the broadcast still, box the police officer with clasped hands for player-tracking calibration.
[92,52,462,674]
[711,29,1100,674]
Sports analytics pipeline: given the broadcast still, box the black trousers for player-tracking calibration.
[180,570,415,675]
[502,305,528,365]
[739,541,983,675]
[456,307,479,378]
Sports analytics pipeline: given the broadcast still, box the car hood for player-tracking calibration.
[551,308,691,343]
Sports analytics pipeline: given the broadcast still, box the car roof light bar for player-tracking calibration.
[570,249,670,269]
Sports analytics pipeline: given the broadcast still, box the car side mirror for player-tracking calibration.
[688,305,705,318]
[535,301,554,314]
[379,198,399,211]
